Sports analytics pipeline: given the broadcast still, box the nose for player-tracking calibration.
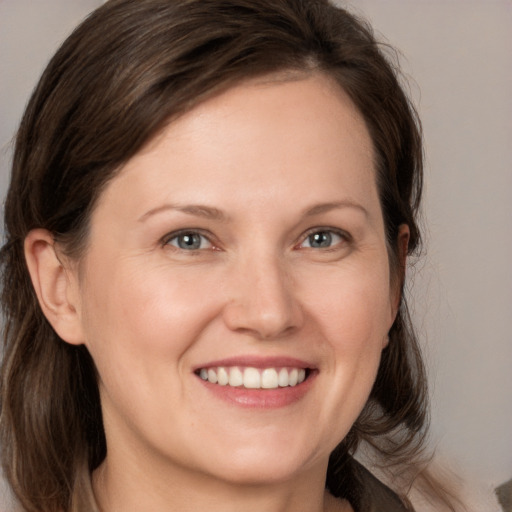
[222,254,304,340]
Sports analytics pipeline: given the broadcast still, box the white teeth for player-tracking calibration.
[261,368,278,389]
[243,367,261,389]
[228,367,243,387]
[278,368,289,387]
[207,368,217,384]
[199,366,308,389]
[217,367,229,386]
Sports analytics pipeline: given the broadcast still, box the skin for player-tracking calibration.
[25,72,407,512]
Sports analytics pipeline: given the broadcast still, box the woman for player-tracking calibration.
[0,0,449,511]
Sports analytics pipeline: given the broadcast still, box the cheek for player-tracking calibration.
[80,261,221,368]
[77,264,215,427]
[304,258,393,344]
[324,277,389,382]
[303,258,392,421]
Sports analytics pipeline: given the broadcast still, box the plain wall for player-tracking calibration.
[1,0,511,496]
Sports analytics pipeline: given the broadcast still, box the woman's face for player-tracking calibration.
[69,73,399,485]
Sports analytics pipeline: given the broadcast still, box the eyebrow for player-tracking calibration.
[302,200,369,218]
[138,204,227,223]
[139,199,368,223]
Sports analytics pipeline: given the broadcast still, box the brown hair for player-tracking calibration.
[1,1,430,510]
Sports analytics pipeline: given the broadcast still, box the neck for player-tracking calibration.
[92,453,351,512]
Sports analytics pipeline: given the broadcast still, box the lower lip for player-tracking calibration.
[196,371,317,409]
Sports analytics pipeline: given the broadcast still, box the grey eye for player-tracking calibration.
[301,230,343,249]
[168,232,211,250]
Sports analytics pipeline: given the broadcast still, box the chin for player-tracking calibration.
[196,440,326,487]
[209,459,309,486]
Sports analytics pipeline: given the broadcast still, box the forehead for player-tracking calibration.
[93,72,377,223]
[143,70,372,159]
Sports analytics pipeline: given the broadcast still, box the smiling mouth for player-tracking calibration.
[195,366,310,389]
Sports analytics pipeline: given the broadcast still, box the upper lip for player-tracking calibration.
[193,355,315,372]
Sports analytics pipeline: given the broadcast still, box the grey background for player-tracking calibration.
[1,0,511,495]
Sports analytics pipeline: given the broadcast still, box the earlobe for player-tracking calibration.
[24,229,85,345]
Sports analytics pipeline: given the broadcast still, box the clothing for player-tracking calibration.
[496,478,512,512]
[350,460,410,512]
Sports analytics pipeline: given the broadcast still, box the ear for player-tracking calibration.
[24,229,85,345]
[392,223,410,316]
[383,225,410,349]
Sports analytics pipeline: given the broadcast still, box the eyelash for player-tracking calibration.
[162,229,216,251]
[297,228,351,251]
[162,227,350,253]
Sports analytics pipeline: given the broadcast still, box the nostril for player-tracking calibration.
[220,260,304,339]
[222,304,302,340]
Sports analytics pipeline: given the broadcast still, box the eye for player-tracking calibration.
[165,231,213,251]
[299,229,346,249]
